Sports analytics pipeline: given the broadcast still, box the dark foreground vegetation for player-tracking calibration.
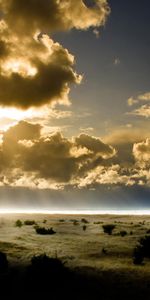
[0,252,150,300]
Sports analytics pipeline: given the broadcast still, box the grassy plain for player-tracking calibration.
[0,213,150,299]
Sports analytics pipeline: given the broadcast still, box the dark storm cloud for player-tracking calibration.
[0,0,110,108]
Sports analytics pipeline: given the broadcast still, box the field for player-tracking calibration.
[0,213,150,299]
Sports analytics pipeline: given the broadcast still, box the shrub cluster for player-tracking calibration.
[133,235,150,265]
[120,230,127,237]
[24,220,36,225]
[15,219,23,227]
[35,226,56,235]
[102,224,116,235]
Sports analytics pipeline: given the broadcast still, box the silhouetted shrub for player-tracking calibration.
[139,235,150,258]
[35,226,56,235]
[59,219,65,222]
[120,230,127,237]
[130,231,133,235]
[146,229,150,234]
[81,218,89,224]
[102,248,107,254]
[102,224,116,235]
[43,219,47,224]
[31,254,64,273]
[83,225,87,231]
[15,219,23,227]
[133,246,144,265]
[24,220,36,225]
[0,252,8,272]
[133,235,150,265]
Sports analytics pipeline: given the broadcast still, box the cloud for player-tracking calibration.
[0,121,116,188]
[113,57,120,66]
[93,28,100,38]
[127,97,138,106]
[133,139,150,166]
[103,127,150,166]
[75,133,115,158]
[129,104,150,118]
[78,165,135,188]
[0,35,81,108]
[0,0,110,108]
[0,121,150,189]
[127,92,150,107]
[1,0,110,33]
[127,92,150,118]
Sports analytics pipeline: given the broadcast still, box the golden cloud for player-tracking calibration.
[0,0,110,108]
[0,121,116,188]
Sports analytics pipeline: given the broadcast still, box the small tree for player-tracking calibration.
[83,225,87,231]
[81,218,89,224]
[15,219,23,228]
[133,235,150,265]
[139,235,150,258]
[102,224,116,235]
[133,246,144,265]
[120,230,127,237]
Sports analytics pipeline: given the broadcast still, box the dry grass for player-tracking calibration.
[0,213,150,275]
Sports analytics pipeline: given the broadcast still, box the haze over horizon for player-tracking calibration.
[0,0,150,210]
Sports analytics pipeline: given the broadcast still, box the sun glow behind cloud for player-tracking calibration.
[0,107,46,131]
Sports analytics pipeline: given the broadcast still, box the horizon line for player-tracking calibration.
[0,208,150,215]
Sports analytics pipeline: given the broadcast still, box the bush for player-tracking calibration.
[120,230,127,237]
[133,235,150,265]
[31,254,64,272]
[24,220,36,225]
[35,226,56,235]
[133,246,144,265]
[0,252,8,272]
[43,219,47,224]
[102,248,107,254]
[59,219,65,222]
[15,219,23,227]
[139,235,150,258]
[83,225,87,231]
[81,218,89,224]
[102,224,116,235]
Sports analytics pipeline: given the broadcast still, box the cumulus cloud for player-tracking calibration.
[129,104,150,118]
[75,133,115,158]
[127,92,150,118]
[0,0,110,108]
[0,121,150,189]
[127,92,150,107]
[78,165,135,188]
[0,121,117,188]
[103,127,150,167]
[133,139,150,166]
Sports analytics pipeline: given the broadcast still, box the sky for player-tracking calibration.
[0,0,150,211]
